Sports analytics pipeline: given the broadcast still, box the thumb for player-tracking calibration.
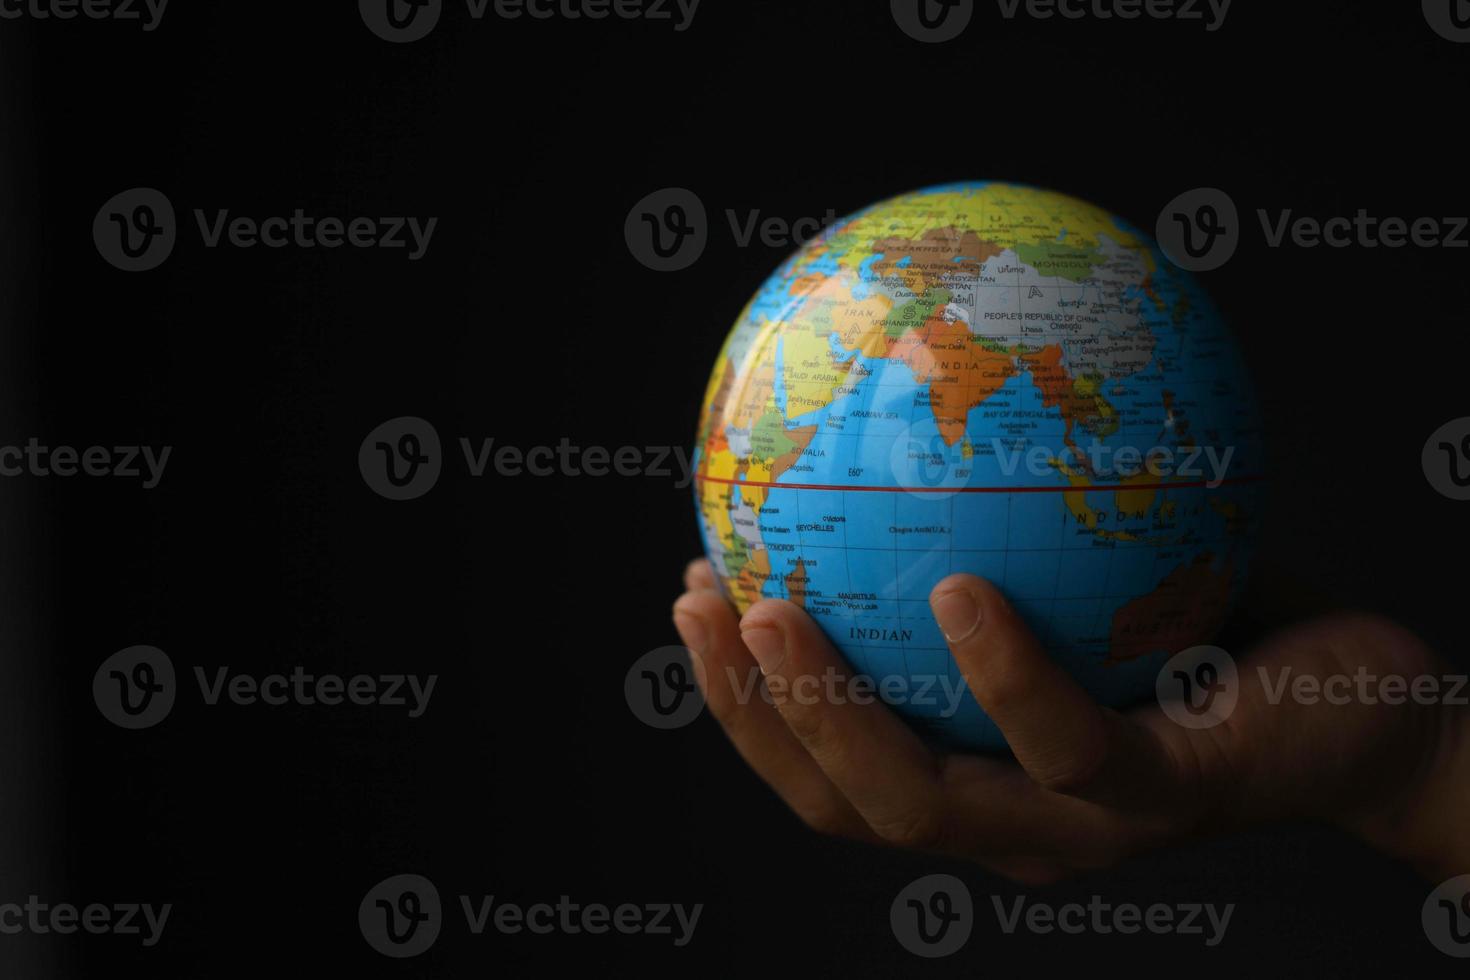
[930,574,1183,811]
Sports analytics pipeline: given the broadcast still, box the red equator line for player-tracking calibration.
[694,474,1266,494]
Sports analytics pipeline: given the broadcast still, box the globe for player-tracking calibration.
[692,182,1264,751]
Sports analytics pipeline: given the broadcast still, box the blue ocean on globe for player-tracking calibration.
[693,182,1264,750]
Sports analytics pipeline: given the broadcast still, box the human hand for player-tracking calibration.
[673,558,1469,884]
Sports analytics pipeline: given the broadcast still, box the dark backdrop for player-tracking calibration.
[5,0,1467,975]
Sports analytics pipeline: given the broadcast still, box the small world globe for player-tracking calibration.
[693,182,1264,751]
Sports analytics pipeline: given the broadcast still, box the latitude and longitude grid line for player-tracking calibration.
[1007,231,1071,644]
[779,256,967,572]
[923,204,986,667]
[804,236,1017,680]
[1028,220,1107,638]
[746,205,1246,683]
[784,493,1235,630]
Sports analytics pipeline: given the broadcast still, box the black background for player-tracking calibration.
[3,0,1468,975]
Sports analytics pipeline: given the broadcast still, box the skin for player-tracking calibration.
[673,558,1470,885]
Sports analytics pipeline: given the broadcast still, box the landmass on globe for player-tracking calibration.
[692,182,1264,750]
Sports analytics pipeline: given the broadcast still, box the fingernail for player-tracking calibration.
[740,626,787,675]
[683,558,707,590]
[931,589,982,643]
[672,607,708,655]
